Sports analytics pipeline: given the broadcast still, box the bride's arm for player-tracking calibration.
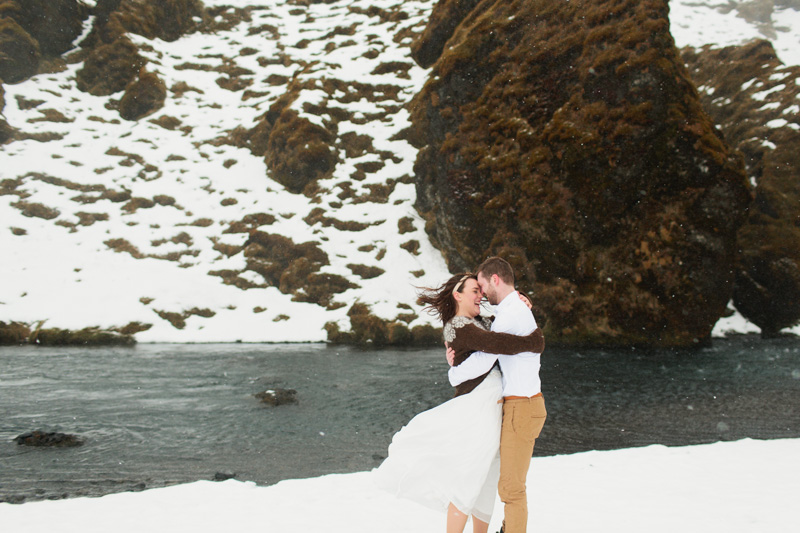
[452,323,543,359]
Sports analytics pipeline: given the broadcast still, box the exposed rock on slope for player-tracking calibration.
[410,0,752,347]
[76,0,201,114]
[682,40,800,336]
[0,0,88,83]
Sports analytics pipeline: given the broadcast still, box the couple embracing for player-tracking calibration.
[374,257,547,533]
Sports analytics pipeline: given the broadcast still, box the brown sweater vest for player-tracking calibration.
[447,317,545,397]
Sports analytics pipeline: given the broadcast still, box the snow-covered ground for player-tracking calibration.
[1,438,797,532]
[2,0,799,342]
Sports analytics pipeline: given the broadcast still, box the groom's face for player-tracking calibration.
[477,272,498,305]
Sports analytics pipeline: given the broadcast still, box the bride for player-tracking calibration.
[373,273,544,533]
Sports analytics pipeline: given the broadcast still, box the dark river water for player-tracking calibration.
[1,336,798,503]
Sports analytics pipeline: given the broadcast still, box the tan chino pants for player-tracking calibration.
[498,395,547,533]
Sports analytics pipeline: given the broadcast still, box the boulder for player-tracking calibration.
[119,68,167,120]
[682,40,800,336]
[14,430,85,447]
[409,0,752,347]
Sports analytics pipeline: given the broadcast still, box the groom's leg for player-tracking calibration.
[498,396,547,533]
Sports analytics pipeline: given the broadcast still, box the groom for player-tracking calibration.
[447,256,546,533]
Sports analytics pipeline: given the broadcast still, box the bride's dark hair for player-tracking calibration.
[417,273,477,326]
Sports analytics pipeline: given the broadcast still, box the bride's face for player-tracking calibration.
[455,279,483,318]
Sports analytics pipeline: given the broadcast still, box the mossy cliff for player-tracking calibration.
[409,0,752,347]
[682,40,800,336]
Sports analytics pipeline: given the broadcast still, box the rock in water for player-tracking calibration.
[409,0,752,347]
[255,388,298,406]
[14,430,85,447]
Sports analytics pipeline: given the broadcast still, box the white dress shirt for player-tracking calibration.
[448,291,541,397]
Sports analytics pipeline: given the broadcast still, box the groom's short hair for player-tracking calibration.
[476,256,515,285]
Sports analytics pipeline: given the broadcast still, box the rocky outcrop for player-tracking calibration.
[682,40,800,336]
[245,87,338,195]
[409,0,752,347]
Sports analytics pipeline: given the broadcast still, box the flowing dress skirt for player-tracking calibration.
[373,369,503,522]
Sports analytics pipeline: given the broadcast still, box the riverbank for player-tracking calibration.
[1,308,797,347]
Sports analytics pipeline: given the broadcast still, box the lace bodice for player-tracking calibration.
[443,315,492,344]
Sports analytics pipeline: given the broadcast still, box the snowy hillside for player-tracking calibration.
[1,0,798,342]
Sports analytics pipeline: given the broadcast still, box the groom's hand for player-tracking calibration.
[445,343,456,366]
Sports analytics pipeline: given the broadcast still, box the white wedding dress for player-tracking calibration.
[373,368,503,523]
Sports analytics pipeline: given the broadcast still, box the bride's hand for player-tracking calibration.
[519,293,532,310]
[445,343,455,366]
